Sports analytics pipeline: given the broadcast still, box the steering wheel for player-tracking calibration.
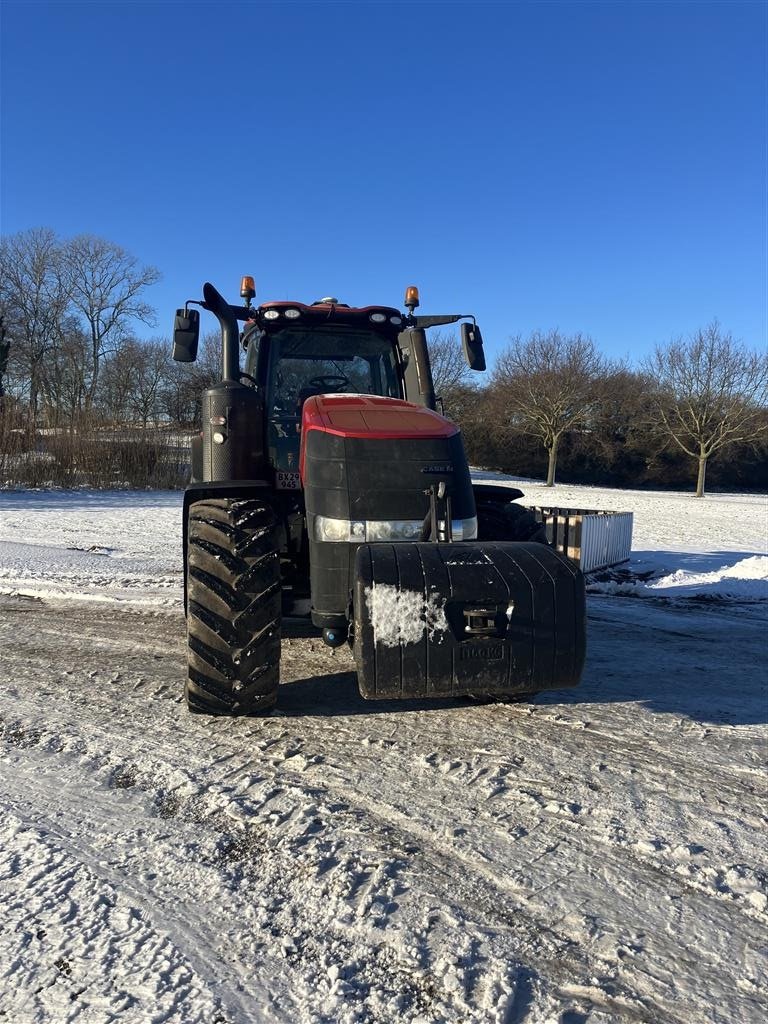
[307,374,350,392]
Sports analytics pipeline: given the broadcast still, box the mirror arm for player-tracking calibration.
[412,313,476,330]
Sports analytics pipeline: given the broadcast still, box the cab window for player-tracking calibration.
[266,327,400,472]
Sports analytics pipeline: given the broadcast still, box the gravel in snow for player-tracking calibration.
[0,479,766,1023]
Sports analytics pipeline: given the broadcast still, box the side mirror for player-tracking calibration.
[172,308,200,362]
[461,321,486,371]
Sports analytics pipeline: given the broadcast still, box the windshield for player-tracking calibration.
[266,327,401,474]
[268,328,400,411]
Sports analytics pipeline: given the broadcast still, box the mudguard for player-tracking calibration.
[353,542,585,699]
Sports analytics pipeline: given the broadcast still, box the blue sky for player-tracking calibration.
[1,0,765,365]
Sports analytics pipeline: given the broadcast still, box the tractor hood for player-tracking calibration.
[300,394,456,482]
[299,394,476,629]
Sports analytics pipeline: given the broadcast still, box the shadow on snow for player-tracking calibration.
[280,590,767,726]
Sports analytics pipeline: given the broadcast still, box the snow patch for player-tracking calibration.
[647,554,768,601]
[589,554,768,603]
[365,583,448,646]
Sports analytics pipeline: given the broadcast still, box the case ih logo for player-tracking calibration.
[460,644,505,661]
[421,464,453,474]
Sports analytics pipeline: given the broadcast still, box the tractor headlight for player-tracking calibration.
[263,309,280,320]
[313,515,477,543]
[365,519,422,541]
[314,516,351,542]
[367,520,393,540]
[441,516,478,540]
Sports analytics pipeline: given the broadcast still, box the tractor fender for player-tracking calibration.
[471,482,525,504]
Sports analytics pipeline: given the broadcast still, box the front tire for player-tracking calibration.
[476,500,548,544]
[185,498,281,715]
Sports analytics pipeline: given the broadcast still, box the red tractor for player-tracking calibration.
[172,279,585,714]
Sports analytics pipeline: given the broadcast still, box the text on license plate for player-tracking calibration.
[276,470,301,491]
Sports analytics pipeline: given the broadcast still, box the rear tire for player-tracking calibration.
[476,501,548,544]
[185,498,281,715]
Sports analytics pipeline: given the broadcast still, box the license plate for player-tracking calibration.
[276,470,301,491]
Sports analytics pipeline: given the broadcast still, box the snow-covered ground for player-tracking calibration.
[0,480,766,1024]
[474,472,768,603]
[1,481,766,608]
[0,490,181,606]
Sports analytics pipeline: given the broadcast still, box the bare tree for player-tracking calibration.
[0,318,8,402]
[63,234,161,406]
[38,316,92,428]
[493,330,608,486]
[427,330,473,397]
[0,228,70,422]
[645,321,768,497]
[126,339,168,429]
[161,331,221,428]
[162,359,198,427]
[192,330,223,391]
[99,337,143,424]
[579,365,661,474]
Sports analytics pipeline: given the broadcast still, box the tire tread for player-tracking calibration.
[185,498,281,715]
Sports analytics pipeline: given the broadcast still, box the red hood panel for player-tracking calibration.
[300,394,458,483]
[302,394,457,439]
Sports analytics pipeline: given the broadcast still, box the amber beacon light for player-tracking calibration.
[240,275,256,302]
[404,285,420,312]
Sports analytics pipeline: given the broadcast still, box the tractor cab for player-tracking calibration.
[241,304,405,488]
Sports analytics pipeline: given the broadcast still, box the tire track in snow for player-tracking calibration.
[0,732,307,1022]
[0,672,647,1020]
[0,739,458,1024]
[5,713,747,1024]
[0,705,661,1024]
[0,807,233,1024]
[1,631,544,1022]
[1,596,766,1023]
